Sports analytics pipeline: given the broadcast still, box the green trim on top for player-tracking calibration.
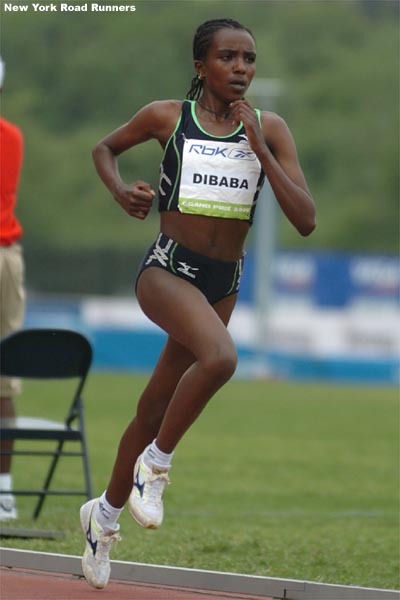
[160,111,183,163]
[189,100,244,139]
[254,108,262,126]
[166,130,181,211]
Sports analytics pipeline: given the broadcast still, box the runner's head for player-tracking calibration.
[186,18,255,101]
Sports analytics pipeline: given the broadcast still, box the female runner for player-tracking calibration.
[80,17,316,590]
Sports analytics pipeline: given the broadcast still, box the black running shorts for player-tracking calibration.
[136,233,244,305]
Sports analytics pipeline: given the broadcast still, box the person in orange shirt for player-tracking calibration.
[0,56,25,521]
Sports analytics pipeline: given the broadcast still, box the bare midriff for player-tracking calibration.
[160,211,250,262]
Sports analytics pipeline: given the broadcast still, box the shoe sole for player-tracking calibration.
[128,500,160,529]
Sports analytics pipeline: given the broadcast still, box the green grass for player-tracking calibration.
[2,373,399,590]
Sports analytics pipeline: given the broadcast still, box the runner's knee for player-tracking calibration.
[202,343,237,384]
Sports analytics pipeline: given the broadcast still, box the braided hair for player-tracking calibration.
[186,18,254,101]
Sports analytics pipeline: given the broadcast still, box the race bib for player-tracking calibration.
[178,138,261,220]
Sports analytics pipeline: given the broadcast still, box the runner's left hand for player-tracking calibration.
[229,99,266,157]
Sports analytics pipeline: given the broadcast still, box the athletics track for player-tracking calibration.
[1,547,399,600]
[1,565,267,600]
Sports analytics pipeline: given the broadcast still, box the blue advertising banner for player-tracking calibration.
[239,250,399,309]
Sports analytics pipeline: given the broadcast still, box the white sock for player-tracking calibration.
[0,473,13,492]
[94,490,123,531]
[144,439,174,470]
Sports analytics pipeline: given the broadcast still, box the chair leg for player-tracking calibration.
[81,438,93,500]
[79,410,93,500]
[33,439,64,520]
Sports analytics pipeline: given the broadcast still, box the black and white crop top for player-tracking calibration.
[158,100,265,225]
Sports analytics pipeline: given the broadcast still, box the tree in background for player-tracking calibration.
[1,0,398,293]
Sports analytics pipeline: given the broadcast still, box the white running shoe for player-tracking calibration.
[128,453,170,529]
[80,498,121,589]
[0,494,17,521]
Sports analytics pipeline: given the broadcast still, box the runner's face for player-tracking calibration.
[197,28,256,103]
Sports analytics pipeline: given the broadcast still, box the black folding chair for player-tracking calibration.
[0,328,93,519]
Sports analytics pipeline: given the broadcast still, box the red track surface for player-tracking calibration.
[1,566,272,600]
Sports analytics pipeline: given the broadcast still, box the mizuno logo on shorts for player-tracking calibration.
[177,262,199,279]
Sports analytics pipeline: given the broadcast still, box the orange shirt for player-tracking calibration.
[0,117,23,245]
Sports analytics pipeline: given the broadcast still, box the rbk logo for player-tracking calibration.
[228,148,256,161]
[189,143,229,157]
[187,142,255,161]
[177,262,199,279]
